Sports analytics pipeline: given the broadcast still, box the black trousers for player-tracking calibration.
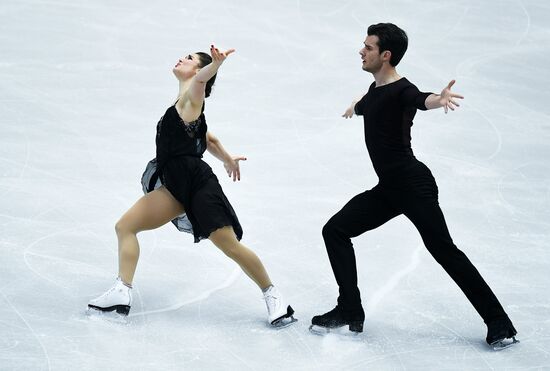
[322,165,509,324]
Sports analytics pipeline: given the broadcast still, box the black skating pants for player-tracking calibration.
[322,169,509,323]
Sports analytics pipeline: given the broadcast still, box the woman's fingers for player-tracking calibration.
[224,48,236,57]
[210,45,235,62]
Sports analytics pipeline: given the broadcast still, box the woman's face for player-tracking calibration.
[172,53,200,80]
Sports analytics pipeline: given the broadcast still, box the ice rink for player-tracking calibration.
[1,0,549,369]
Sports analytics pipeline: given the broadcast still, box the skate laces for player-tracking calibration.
[96,284,118,300]
[94,280,127,301]
[263,288,280,314]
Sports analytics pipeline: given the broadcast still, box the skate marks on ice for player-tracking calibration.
[0,290,52,371]
[365,244,423,319]
[307,244,422,343]
[127,268,242,317]
[496,161,550,219]
[83,268,242,328]
[81,269,246,347]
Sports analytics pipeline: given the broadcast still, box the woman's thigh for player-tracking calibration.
[118,186,185,233]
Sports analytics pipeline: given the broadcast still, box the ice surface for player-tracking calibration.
[1,0,549,370]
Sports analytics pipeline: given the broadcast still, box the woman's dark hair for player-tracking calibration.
[367,23,408,67]
[196,52,216,98]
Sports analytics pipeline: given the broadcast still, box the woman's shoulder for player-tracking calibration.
[174,97,205,122]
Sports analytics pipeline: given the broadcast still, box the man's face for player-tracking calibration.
[359,35,384,73]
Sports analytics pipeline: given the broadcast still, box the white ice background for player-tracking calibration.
[1,0,549,370]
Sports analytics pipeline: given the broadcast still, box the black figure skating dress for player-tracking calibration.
[141,103,243,243]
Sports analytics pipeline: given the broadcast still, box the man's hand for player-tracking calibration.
[439,80,464,113]
[223,155,247,181]
[342,101,358,118]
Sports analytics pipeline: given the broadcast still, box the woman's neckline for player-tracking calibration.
[172,105,201,126]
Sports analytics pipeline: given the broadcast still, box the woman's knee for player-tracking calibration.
[209,227,241,259]
[214,239,241,259]
[220,244,242,260]
[115,217,138,236]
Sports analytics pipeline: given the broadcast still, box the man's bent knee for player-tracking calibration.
[322,218,342,240]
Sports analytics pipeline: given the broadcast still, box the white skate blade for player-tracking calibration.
[270,316,298,329]
[491,337,519,351]
[309,324,361,339]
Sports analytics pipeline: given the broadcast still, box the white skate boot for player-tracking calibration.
[263,285,297,328]
[88,278,132,316]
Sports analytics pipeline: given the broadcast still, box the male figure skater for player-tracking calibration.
[310,23,518,349]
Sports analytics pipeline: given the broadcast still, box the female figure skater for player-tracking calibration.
[88,45,295,327]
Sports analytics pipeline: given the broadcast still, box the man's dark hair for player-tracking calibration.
[367,23,408,67]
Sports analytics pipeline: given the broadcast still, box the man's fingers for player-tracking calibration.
[447,79,456,89]
[451,93,464,99]
[342,110,353,118]
[224,48,236,56]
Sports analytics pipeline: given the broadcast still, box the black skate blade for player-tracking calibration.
[86,306,130,324]
[270,316,298,329]
[309,324,362,339]
[87,304,130,316]
[270,306,298,329]
[491,337,519,351]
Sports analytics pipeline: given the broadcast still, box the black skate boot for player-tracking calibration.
[486,317,519,350]
[309,306,364,335]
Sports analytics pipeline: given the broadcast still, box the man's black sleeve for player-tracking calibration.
[354,95,367,115]
[401,83,432,110]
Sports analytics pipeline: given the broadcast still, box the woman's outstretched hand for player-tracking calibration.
[210,45,235,66]
[224,155,247,181]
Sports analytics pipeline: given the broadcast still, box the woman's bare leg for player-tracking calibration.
[208,226,272,289]
[115,186,185,285]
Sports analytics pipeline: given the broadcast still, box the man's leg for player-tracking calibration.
[403,196,512,325]
[322,186,400,316]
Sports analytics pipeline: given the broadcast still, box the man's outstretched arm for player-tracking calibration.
[425,80,464,113]
[342,94,367,118]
